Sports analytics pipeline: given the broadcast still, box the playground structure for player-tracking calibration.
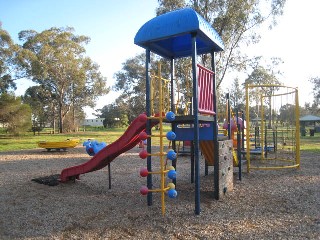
[37,138,80,151]
[51,9,301,217]
[58,8,232,216]
[134,8,232,215]
[245,84,300,171]
[56,7,303,216]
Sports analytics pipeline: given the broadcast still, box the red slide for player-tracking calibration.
[60,114,153,182]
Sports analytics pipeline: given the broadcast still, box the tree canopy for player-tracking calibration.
[309,77,320,114]
[156,0,286,88]
[109,0,286,122]
[112,53,161,121]
[22,85,56,131]
[16,27,109,132]
[0,28,19,93]
[0,93,32,134]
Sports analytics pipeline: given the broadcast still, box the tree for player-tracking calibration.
[278,103,295,126]
[227,77,245,111]
[113,53,157,122]
[23,85,58,132]
[245,63,282,107]
[156,0,286,88]
[99,103,128,128]
[109,0,286,119]
[0,93,31,134]
[17,27,109,133]
[309,77,320,114]
[0,28,19,93]
[112,52,178,121]
[63,108,86,132]
[156,0,186,15]
[244,57,283,128]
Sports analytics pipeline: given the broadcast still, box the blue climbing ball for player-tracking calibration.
[167,169,177,179]
[168,189,178,198]
[167,150,177,160]
[166,131,176,141]
[165,111,175,121]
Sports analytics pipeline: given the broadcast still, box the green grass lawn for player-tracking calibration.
[0,126,318,154]
[0,126,172,152]
[299,132,320,153]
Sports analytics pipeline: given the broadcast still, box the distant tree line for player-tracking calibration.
[0,26,108,134]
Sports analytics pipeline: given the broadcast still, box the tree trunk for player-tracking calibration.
[59,101,63,133]
[52,118,55,134]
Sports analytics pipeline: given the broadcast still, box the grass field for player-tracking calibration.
[0,126,172,152]
[300,133,320,152]
[0,126,319,153]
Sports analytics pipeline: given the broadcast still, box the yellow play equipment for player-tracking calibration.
[245,84,300,171]
[37,139,80,151]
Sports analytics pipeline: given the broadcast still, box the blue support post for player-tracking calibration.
[191,141,195,183]
[191,33,201,215]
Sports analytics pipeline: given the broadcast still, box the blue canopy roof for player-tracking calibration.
[134,8,224,59]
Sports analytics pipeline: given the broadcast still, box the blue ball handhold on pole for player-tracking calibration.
[167,150,177,160]
[165,111,175,121]
[166,131,176,141]
[168,169,177,179]
[168,189,178,198]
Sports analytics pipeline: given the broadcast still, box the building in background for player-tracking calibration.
[83,118,105,127]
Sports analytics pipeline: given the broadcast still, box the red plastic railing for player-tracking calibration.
[197,64,215,115]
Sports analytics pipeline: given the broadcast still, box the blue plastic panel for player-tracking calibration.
[174,123,215,141]
[134,8,224,59]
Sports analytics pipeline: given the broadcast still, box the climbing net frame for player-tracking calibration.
[245,84,300,172]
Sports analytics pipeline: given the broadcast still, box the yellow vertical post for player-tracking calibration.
[245,84,250,173]
[158,63,166,215]
[260,95,265,161]
[295,88,300,169]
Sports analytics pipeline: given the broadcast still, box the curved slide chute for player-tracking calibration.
[60,114,153,182]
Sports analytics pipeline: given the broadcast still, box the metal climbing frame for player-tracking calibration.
[245,84,300,171]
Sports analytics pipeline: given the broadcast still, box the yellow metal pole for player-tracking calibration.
[295,88,300,169]
[245,84,250,173]
[260,94,265,161]
[250,164,300,170]
[158,63,166,215]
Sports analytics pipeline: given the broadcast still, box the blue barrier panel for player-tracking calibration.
[174,123,215,141]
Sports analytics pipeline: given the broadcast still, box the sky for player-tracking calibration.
[1,0,320,118]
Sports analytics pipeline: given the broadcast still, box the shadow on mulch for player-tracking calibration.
[31,174,60,186]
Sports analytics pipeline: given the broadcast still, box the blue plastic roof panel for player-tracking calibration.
[134,8,224,59]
